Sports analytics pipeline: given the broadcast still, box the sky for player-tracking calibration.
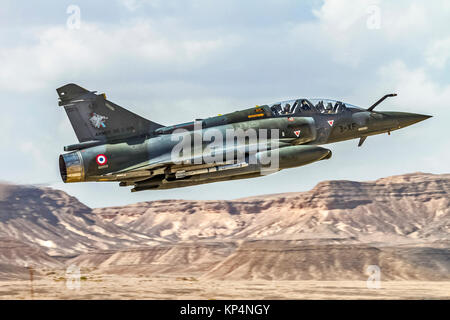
[0,0,449,208]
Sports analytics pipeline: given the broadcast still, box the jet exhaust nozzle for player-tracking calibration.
[59,151,85,183]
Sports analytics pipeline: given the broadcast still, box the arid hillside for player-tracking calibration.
[0,173,449,283]
[94,173,449,244]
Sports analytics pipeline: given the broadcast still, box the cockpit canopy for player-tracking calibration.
[269,98,364,116]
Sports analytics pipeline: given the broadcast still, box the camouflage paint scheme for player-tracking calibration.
[57,84,431,192]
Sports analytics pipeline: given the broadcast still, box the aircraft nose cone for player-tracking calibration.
[398,113,432,128]
[382,112,432,128]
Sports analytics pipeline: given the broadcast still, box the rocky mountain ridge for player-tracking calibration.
[0,172,448,280]
[93,172,449,244]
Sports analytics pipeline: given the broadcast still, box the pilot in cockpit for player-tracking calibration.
[301,100,311,111]
[316,101,324,113]
[283,103,291,114]
[325,102,333,113]
[271,104,281,116]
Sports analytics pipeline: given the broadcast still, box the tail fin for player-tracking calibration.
[57,83,164,143]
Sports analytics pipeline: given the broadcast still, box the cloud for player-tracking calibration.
[0,20,240,93]
[378,60,450,112]
[119,0,163,11]
[375,59,450,171]
[312,0,374,34]
[19,141,53,174]
[426,37,450,69]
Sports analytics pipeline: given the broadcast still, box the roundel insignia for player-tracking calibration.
[96,154,107,165]
[328,120,334,126]
[288,117,294,122]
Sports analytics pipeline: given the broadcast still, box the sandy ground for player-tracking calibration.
[0,274,449,299]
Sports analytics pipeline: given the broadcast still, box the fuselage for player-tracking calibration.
[58,92,431,191]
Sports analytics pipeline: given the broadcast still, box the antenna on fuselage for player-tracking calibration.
[367,93,397,112]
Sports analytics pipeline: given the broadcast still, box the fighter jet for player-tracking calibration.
[57,83,431,192]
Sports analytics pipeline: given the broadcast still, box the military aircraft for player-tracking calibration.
[58,83,431,192]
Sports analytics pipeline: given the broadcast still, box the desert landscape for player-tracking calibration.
[0,172,449,299]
